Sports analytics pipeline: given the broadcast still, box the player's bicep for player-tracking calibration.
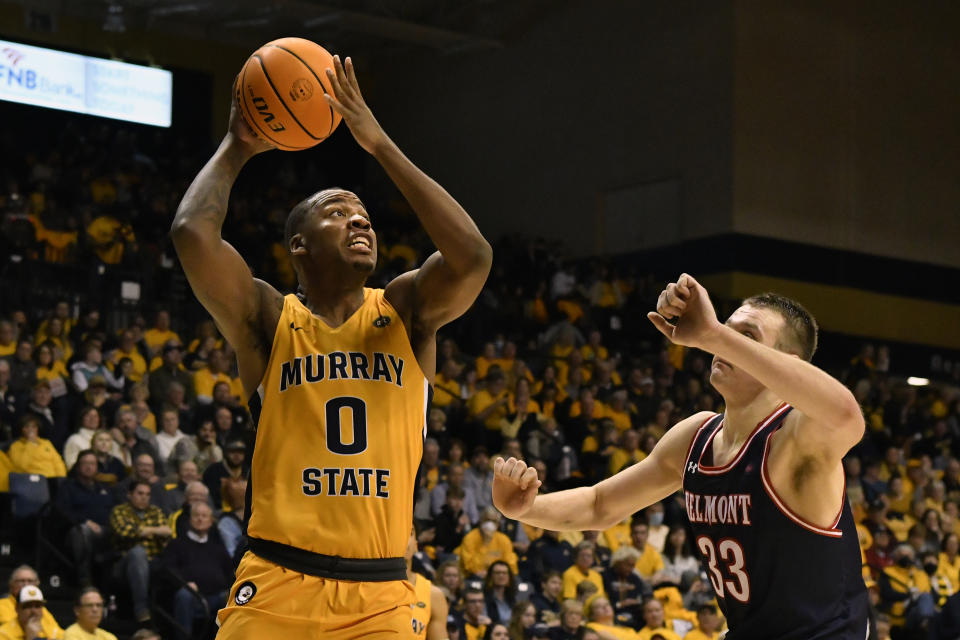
[792,410,865,463]
[594,411,714,528]
[412,250,491,330]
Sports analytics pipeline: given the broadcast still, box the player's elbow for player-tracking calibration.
[591,485,619,531]
[838,397,866,443]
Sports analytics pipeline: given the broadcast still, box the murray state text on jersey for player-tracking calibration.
[685,492,753,526]
[279,351,404,391]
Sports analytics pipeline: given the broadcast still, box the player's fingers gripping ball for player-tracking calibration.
[235,37,343,150]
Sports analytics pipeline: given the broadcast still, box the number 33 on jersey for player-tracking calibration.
[247,290,431,560]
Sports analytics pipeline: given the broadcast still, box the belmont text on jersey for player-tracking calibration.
[685,492,753,526]
[279,351,405,391]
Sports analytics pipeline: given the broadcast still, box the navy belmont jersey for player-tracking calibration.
[682,404,869,640]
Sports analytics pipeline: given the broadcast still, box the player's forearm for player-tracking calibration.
[371,138,492,272]
[517,486,606,531]
[170,136,252,240]
[701,324,863,429]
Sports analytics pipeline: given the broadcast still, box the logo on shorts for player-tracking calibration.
[373,315,391,328]
[234,581,257,606]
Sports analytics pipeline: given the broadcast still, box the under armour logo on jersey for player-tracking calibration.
[289,322,304,332]
[373,315,391,328]
[688,461,699,474]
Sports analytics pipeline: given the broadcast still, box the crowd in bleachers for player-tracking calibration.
[1,124,959,640]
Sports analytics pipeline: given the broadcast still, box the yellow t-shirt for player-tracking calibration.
[609,448,646,475]
[144,328,181,355]
[194,368,243,400]
[0,342,14,357]
[562,565,605,600]
[0,597,63,638]
[456,529,519,576]
[109,347,147,382]
[467,389,510,430]
[7,438,67,478]
[638,628,682,640]
[432,373,461,408]
[603,522,633,552]
[636,543,664,579]
[63,623,118,640]
[586,622,640,640]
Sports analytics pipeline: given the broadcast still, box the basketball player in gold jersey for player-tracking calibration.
[406,529,449,639]
[172,55,491,638]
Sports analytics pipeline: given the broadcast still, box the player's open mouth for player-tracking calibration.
[347,236,372,252]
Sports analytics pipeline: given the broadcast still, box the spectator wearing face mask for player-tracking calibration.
[456,507,518,578]
[879,544,936,631]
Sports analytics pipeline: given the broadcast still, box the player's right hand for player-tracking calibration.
[492,456,541,520]
[227,80,275,156]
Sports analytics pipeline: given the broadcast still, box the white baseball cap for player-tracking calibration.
[18,585,45,604]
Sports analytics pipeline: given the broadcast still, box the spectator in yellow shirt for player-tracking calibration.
[635,599,682,640]
[63,587,116,640]
[0,585,64,640]
[585,595,640,640]
[85,214,135,265]
[143,310,181,358]
[108,330,147,383]
[683,604,723,640]
[194,349,241,404]
[563,542,606,600]
[432,359,463,409]
[631,521,664,580]
[0,321,16,357]
[468,368,511,435]
[609,430,646,476]
[456,507,518,578]
[7,415,66,478]
[0,566,63,635]
[475,342,498,380]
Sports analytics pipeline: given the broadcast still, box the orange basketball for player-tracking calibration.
[234,37,342,151]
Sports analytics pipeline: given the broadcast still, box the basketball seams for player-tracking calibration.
[266,44,339,138]
[254,52,322,143]
[240,57,288,149]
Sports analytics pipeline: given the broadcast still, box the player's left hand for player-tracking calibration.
[647,273,722,349]
[324,55,388,155]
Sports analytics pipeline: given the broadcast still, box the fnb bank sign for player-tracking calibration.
[0,39,171,127]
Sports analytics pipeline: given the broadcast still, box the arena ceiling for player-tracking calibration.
[13,0,563,55]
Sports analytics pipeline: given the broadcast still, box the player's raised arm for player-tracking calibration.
[492,411,713,531]
[323,55,492,330]
[170,99,282,391]
[648,274,865,456]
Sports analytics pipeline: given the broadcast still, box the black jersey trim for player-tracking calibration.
[760,423,844,538]
[248,536,407,581]
[698,403,789,475]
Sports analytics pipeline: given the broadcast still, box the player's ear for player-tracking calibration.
[289,233,307,256]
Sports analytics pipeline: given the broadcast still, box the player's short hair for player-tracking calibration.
[742,292,818,361]
[285,187,357,250]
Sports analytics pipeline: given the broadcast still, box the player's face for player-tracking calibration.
[709,305,784,395]
[297,191,377,273]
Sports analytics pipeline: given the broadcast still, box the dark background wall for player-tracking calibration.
[733,0,960,268]
[368,1,734,256]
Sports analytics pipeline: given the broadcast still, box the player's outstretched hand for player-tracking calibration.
[492,457,541,521]
[227,83,274,156]
[647,273,722,349]
[324,55,388,156]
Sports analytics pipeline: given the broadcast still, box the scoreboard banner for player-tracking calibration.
[0,38,172,127]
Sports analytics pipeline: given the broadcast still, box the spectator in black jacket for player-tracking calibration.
[434,486,470,559]
[57,450,116,585]
[602,546,648,624]
[527,530,574,586]
[530,570,563,624]
[6,338,37,395]
[202,439,248,509]
[159,501,233,640]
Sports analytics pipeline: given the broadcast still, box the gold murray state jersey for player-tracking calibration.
[247,289,429,560]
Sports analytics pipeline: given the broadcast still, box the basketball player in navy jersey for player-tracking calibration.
[493,274,869,639]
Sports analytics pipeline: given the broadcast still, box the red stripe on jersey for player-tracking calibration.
[698,403,790,475]
[760,429,844,538]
